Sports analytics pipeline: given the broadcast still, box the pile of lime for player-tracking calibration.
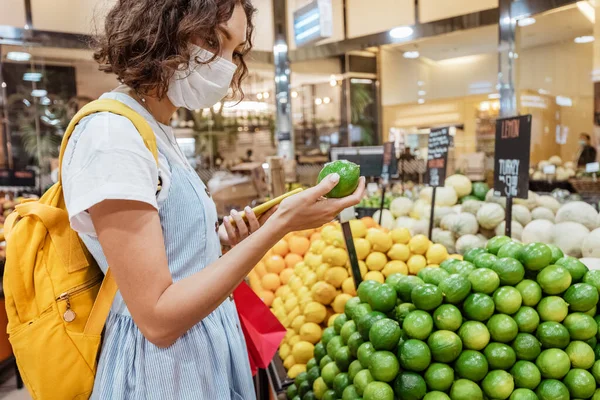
[285,236,600,400]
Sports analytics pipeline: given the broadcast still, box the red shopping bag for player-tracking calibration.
[233,281,286,376]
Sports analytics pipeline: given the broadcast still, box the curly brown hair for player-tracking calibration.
[94,0,255,99]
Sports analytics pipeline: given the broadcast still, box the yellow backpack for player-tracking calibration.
[3,99,158,399]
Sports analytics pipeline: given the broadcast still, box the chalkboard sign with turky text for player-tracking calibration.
[425,127,450,187]
[493,115,532,200]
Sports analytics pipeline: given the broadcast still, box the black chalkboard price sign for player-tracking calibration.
[425,127,450,239]
[493,114,532,237]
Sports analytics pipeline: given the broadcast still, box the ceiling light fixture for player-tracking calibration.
[418,99,425,104]
[575,35,595,43]
[418,90,426,96]
[6,51,31,61]
[315,98,323,105]
[323,97,331,104]
[31,89,48,97]
[23,72,42,82]
[389,26,414,39]
[291,91,298,98]
[517,17,536,27]
[403,51,419,59]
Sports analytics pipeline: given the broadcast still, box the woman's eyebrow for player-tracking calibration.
[222,27,246,47]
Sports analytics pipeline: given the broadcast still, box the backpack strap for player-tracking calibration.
[58,98,160,337]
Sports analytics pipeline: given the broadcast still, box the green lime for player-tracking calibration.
[369,318,401,351]
[556,256,588,282]
[298,380,311,397]
[439,274,472,304]
[564,282,599,312]
[424,268,450,286]
[368,351,399,382]
[313,376,328,399]
[468,268,500,294]
[564,312,598,340]
[357,281,379,305]
[363,381,394,400]
[493,286,523,314]
[342,384,360,400]
[510,360,541,389]
[348,332,365,357]
[565,340,595,369]
[484,342,517,369]
[594,389,600,400]
[588,335,598,347]
[497,241,524,259]
[394,303,416,324]
[403,310,433,340]
[515,279,543,306]
[464,247,488,263]
[307,366,320,384]
[321,362,341,387]
[474,252,499,269]
[537,296,569,322]
[585,305,597,317]
[385,272,405,288]
[353,369,373,396]
[428,330,462,363]
[322,327,337,346]
[393,276,424,302]
[563,368,597,399]
[424,392,451,400]
[449,379,484,400]
[357,311,387,341]
[594,343,600,359]
[335,346,352,372]
[537,265,572,295]
[352,304,373,323]
[335,314,349,335]
[513,306,540,333]
[398,339,431,372]
[424,363,454,392]
[303,391,316,400]
[487,314,519,343]
[440,258,460,274]
[327,336,344,359]
[433,304,462,331]
[322,389,336,400]
[348,359,363,382]
[536,321,570,349]
[357,342,375,367]
[519,243,553,271]
[536,348,570,379]
[509,388,538,400]
[536,379,569,400]
[314,342,327,363]
[546,244,564,264]
[287,383,298,399]
[592,360,600,384]
[463,293,495,321]
[333,372,351,398]
[295,371,309,387]
[487,236,513,255]
[306,358,318,371]
[369,284,397,313]
[455,350,488,381]
[344,297,362,320]
[392,372,427,400]
[583,270,600,295]
[320,355,333,370]
[482,370,515,400]
[341,320,357,344]
[512,332,541,361]
[493,257,526,286]
[318,160,360,198]
[454,261,476,278]
[411,284,443,311]
[458,321,490,350]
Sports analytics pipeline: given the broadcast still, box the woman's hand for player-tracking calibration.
[269,173,366,234]
[219,205,278,246]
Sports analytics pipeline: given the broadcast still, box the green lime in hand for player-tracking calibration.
[317,160,360,198]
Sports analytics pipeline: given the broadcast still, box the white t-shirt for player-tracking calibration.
[61,91,191,236]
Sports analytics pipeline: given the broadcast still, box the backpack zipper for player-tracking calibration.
[56,276,103,322]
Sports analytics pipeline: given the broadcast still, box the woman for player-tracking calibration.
[61,0,365,399]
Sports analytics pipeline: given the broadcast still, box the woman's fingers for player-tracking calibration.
[223,216,238,246]
[304,173,340,201]
[245,206,260,233]
[230,209,248,238]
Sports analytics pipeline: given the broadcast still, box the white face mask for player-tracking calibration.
[167,45,237,110]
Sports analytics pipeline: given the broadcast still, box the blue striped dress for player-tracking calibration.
[64,96,256,399]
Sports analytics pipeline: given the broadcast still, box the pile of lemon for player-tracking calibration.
[248,217,460,378]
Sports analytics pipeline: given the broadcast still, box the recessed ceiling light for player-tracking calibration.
[418,90,426,96]
[323,97,331,104]
[518,17,536,27]
[389,26,414,39]
[403,51,419,59]
[417,81,425,86]
[291,91,298,98]
[31,89,47,97]
[6,51,31,61]
[23,72,42,82]
[575,35,595,43]
[315,98,323,105]
[418,99,425,104]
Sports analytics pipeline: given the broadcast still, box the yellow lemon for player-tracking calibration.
[382,260,409,277]
[304,252,323,269]
[354,238,371,260]
[287,364,307,378]
[364,270,385,283]
[325,306,335,324]
[297,286,310,296]
[366,229,393,252]
[407,254,427,275]
[292,341,315,364]
[299,322,322,344]
[387,243,411,262]
[321,224,337,238]
[390,228,411,244]
[279,343,291,360]
[449,254,463,260]
[332,293,353,314]
[331,231,346,248]
[311,281,338,305]
[328,313,340,327]
[291,315,306,333]
[283,355,296,370]
[283,306,301,328]
[299,295,313,314]
[323,246,348,267]
[358,261,368,277]
[302,271,318,288]
[409,234,430,255]
[304,301,327,324]
[275,285,291,299]
[365,252,388,271]
[284,297,299,313]
[310,239,327,255]
[288,275,303,292]
[426,243,449,265]
[284,328,295,342]
[272,297,284,310]
[324,266,349,288]
[349,219,368,238]
[316,263,331,281]
[427,264,439,269]
[273,308,286,322]
[342,277,357,296]
[288,335,301,347]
